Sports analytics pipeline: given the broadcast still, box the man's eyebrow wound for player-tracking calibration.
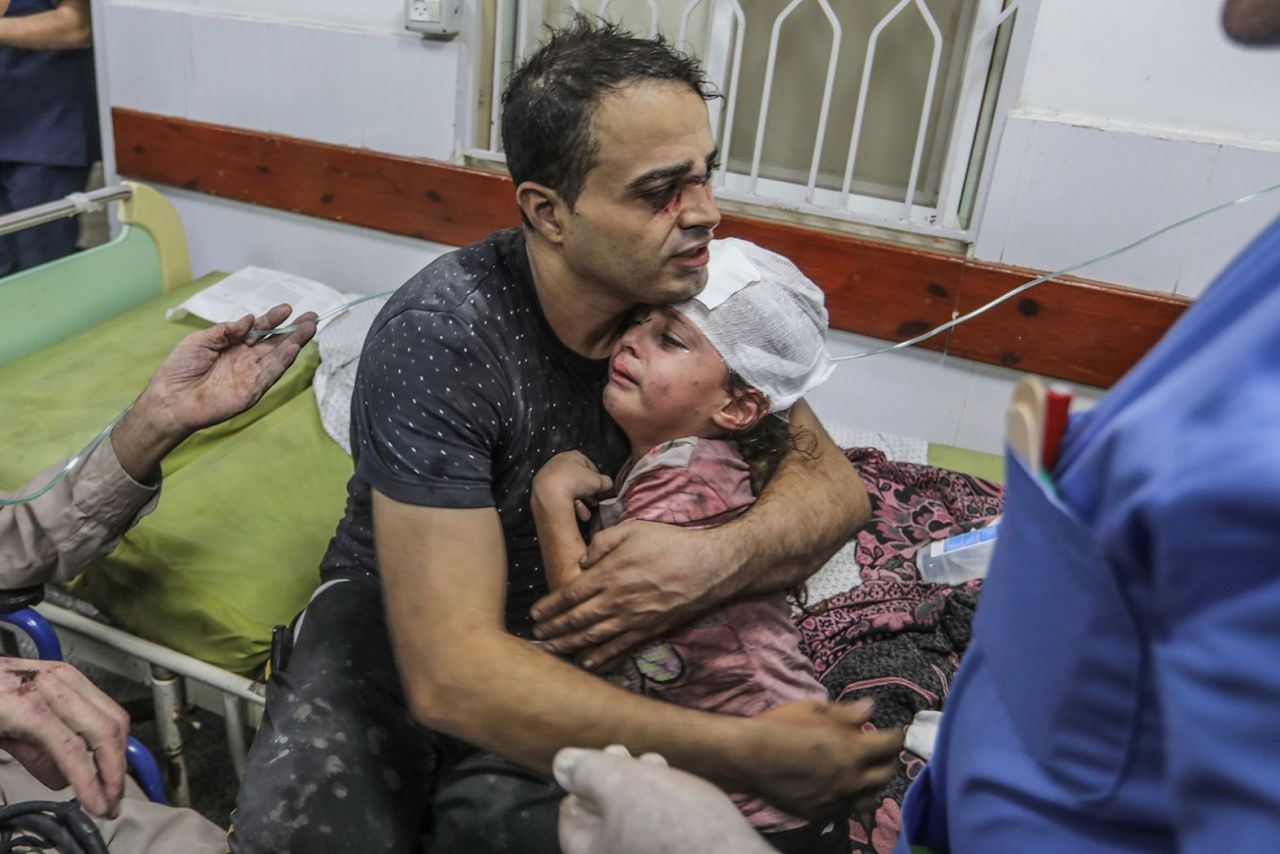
[627,161,694,191]
[626,149,721,191]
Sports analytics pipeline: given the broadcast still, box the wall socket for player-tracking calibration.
[406,0,462,40]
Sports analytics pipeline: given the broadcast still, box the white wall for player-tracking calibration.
[101,0,459,295]
[96,0,1278,453]
[972,0,1280,299]
[1018,0,1280,143]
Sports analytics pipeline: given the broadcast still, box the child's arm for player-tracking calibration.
[531,451,614,590]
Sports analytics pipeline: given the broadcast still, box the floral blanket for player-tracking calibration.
[796,448,1003,852]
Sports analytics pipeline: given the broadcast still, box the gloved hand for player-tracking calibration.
[554,745,772,854]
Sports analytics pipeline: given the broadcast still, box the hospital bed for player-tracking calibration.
[0,183,1002,808]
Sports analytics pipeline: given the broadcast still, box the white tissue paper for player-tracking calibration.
[165,266,351,332]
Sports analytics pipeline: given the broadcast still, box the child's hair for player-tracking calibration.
[723,371,814,489]
[723,371,820,615]
[681,237,839,615]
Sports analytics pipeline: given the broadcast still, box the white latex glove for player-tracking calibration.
[554,745,772,854]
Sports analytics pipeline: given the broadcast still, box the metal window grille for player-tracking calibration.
[460,0,1034,241]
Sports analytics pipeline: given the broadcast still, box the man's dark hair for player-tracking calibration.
[501,15,717,219]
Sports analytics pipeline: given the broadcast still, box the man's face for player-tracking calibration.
[558,81,721,307]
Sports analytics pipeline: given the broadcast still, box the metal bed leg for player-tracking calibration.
[222,694,248,780]
[149,665,191,807]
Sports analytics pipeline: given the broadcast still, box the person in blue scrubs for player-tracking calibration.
[535,4,1280,853]
[0,0,97,276]
[893,6,1280,851]
[897,218,1280,852]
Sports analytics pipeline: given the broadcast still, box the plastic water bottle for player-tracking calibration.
[917,518,1001,585]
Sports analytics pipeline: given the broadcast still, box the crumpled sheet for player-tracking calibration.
[796,447,1002,853]
[312,296,389,454]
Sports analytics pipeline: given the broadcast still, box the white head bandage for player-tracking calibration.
[675,238,835,416]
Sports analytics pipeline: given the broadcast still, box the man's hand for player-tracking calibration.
[0,659,130,819]
[532,451,613,523]
[555,746,771,854]
[746,698,903,819]
[139,304,319,436]
[111,304,318,481]
[531,521,730,671]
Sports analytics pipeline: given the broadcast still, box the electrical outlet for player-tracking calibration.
[406,0,461,39]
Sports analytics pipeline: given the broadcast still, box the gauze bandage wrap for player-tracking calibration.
[675,238,835,416]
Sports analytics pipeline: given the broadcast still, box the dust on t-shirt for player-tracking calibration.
[320,229,629,637]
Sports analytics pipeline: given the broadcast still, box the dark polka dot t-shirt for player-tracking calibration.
[320,229,630,637]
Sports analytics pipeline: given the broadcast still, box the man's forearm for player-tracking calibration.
[404,625,760,793]
[0,1,92,50]
[713,404,868,599]
[109,391,189,484]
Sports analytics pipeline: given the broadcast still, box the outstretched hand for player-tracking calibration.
[142,304,319,435]
[111,304,317,480]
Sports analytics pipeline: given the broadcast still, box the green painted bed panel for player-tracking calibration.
[0,225,166,366]
[71,390,351,675]
[928,443,1005,484]
[0,272,344,675]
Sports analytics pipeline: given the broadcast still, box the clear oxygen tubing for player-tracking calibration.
[244,290,394,340]
[3,183,1279,507]
[829,181,1280,363]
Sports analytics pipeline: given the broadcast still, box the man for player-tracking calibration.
[0,0,98,275]
[0,303,317,850]
[231,18,901,853]
[549,7,1280,853]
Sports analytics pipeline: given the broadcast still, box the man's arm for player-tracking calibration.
[0,0,91,50]
[532,401,867,668]
[375,492,898,820]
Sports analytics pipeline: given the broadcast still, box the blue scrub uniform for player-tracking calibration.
[0,0,100,275]
[897,216,1280,852]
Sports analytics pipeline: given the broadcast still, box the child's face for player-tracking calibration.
[603,307,735,451]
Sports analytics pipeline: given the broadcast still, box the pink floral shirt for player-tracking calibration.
[596,437,827,832]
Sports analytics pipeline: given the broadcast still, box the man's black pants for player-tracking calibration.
[228,579,850,853]
[228,580,563,853]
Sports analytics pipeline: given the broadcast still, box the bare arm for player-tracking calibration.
[532,401,868,667]
[533,501,586,591]
[530,451,613,590]
[0,0,92,50]
[374,492,899,819]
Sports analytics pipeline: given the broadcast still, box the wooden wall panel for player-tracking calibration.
[951,262,1189,389]
[113,108,1189,387]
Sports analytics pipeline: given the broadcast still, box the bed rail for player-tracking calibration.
[0,185,132,237]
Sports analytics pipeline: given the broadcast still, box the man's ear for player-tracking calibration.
[711,387,768,434]
[516,182,568,244]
